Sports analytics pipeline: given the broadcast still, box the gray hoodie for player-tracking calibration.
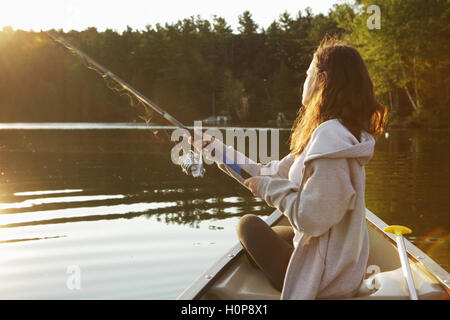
[210,118,375,299]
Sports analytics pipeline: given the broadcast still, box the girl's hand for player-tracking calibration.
[186,131,215,149]
[243,176,263,197]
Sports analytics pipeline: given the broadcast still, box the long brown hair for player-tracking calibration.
[290,36,387,157]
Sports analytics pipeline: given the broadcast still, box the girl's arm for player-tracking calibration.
[256,158,357,237]
[202,137,294,184]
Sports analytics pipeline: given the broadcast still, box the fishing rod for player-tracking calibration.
[45,31,252,181]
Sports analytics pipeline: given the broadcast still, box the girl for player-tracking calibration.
[196,36,386,299]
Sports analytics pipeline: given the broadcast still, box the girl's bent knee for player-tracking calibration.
[237,214,264,239]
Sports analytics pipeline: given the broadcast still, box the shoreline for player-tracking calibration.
[0,122,448,130]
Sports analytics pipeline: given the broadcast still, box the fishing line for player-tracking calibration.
[45,30,252,180]
[51,33,156,125]
[80,52,152,122]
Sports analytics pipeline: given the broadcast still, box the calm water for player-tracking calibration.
[0,124,448,299]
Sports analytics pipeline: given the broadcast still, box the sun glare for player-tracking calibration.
[0,0,334,33]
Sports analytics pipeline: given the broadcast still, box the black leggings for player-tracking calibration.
[237,214,294,292]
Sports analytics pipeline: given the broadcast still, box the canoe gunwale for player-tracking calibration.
[177,211,283,300]
[177,209,449,300]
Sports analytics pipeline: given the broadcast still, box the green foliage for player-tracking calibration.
[0,3,447,127]
[0,12,340,123]
[238,11,259,35]
[221,70,247,120]
[332,0,449,127]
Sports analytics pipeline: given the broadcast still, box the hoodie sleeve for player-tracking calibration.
[257,158,357,237]
[203,138,294,181]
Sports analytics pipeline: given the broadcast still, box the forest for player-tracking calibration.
[0,0,448,127]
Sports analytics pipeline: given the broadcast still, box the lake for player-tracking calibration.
[0,123,448,299]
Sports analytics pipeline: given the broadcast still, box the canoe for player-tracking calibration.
[178,208,450,300]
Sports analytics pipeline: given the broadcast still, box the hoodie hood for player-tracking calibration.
[303,119,375,166]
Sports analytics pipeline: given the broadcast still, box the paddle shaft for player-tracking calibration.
[395,235,419,300]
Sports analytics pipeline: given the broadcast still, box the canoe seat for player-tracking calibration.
[206,257,445,300]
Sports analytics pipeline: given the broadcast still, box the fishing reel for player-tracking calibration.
[178,150,205,178]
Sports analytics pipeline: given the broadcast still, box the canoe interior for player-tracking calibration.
[178,209,450,300]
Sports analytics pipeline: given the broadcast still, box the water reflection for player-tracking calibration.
[0,201,178,227]
[222,197,245,204]
[0,126,448,299]
[14,189,84,196]
[364,129,450,270]
[0,194,125,210]
[0,235,67,244]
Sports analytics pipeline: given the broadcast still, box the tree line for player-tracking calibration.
[0,1,448,127]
